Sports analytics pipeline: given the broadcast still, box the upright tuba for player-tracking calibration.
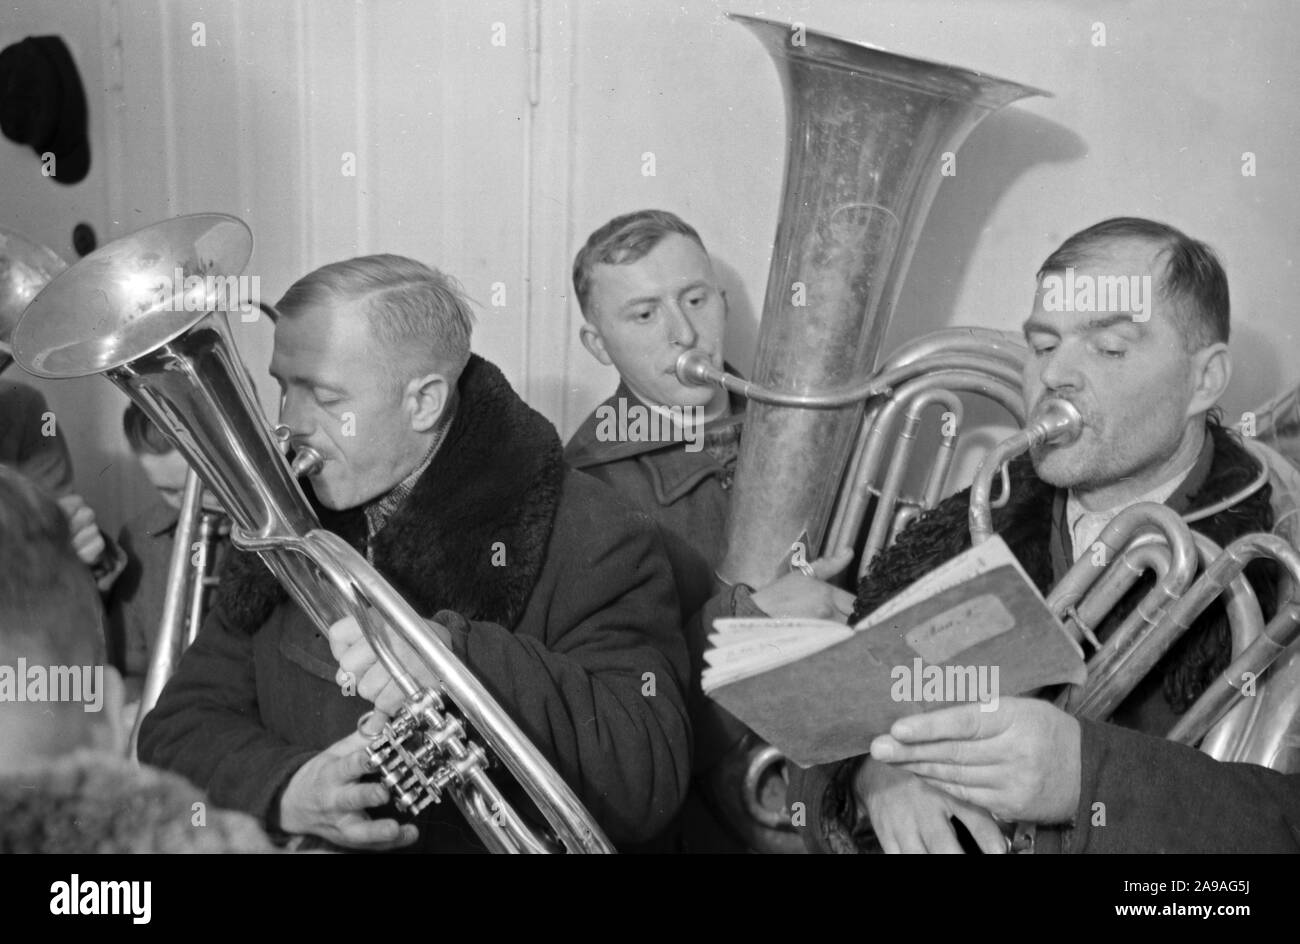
[676,15,1047,851]
[12,214,613,854]
[682,14,1047,591]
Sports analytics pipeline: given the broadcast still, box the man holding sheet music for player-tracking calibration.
[788,217,1280,853]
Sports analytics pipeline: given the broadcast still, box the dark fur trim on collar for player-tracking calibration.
[216,355,564,633]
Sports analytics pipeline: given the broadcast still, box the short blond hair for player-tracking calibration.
[276,254,475,388]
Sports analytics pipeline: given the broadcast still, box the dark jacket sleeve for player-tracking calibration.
[436,502,693,845]
[1059,719,1300,853]
[687,585,766,773]
[137,606,318,825]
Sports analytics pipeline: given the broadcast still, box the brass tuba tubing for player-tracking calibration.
[842,371,1026,574]
[824,351,1028,564]
[1071,531,1296,722]
[1046,503,1197,652]
[705,14,1047,589]
[969,399,1082,546]
[126,467,205,761]
[1162,534,1300,747]
[859,387,964,570]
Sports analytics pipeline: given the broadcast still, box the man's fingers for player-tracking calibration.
[916,779,1004,820]
[56,494,86,514]
[336,817,419,850]
[830,588,855,616]
[74,530,105,560]
[324,729,376,760]
[895,759,1000,789]
[810,548,853,581]
[334,781,390,813]
[872,736,1000,768]
[921,815,965,854]
[374,682,406,717]
[357,661,392,704]
[952,807,1008,855]
[890,703,993,744]
[326,616,365,654]
[68,506,96,531]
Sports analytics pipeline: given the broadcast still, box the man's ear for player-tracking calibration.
[1188,342,1232,417]
[579,321,614,367]
[405,372,451,433]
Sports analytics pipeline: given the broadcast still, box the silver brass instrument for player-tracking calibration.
[966,413,1300,853]
[0,227,66,373]
[677,14,1047,591]
[12,213,613,854]
[673,14,1046,852]
[830,329,1030,578]
[126,468,225,759]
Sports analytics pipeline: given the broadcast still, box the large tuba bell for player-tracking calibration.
[675,15,1046,851]
[0,226,67,374]
[678,14,1047,591]
[11,214,613,854]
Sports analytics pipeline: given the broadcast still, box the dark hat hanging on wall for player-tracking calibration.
[0,35,90,184]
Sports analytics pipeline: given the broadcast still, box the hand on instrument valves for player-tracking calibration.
[327,614,453,716]
[853,755,1007,854]
[278,718,420,850]
[870,695,1082,824]
[750,547,856,620]
[56,493,107,567]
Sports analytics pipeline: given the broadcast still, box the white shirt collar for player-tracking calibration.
[1065,465,1195,562]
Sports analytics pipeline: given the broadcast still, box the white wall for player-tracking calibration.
[2,0,1297,538]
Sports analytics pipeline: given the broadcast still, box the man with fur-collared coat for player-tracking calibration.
[139,255,692,852]
[790,218,1281,854]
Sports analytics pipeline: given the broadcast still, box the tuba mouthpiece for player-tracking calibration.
[675,349,722,387]
[1027,399,1084,448]
[290,446,324,478]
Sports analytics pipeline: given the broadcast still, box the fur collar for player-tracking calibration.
[217,354,565,633]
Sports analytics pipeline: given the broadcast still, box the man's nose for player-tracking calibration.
[1036,341,1084,393]
[277,389,314,438]
[665,301,699,349]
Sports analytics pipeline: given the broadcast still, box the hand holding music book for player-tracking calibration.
[703,535,1087,768]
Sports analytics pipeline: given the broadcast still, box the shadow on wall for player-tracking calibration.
[890,107,1088,343]
[1224,322,1286,422]
[713,107,1086,378]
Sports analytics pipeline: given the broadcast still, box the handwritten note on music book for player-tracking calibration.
[703,535,1087,768]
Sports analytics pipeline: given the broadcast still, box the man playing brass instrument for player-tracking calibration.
[791,217,1278,853]
[565,210,854,848]
[139,255,692,852]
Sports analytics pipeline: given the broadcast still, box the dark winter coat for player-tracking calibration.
[791,421,1277,853]
[564,379,744,624]
[139,355,692,851]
